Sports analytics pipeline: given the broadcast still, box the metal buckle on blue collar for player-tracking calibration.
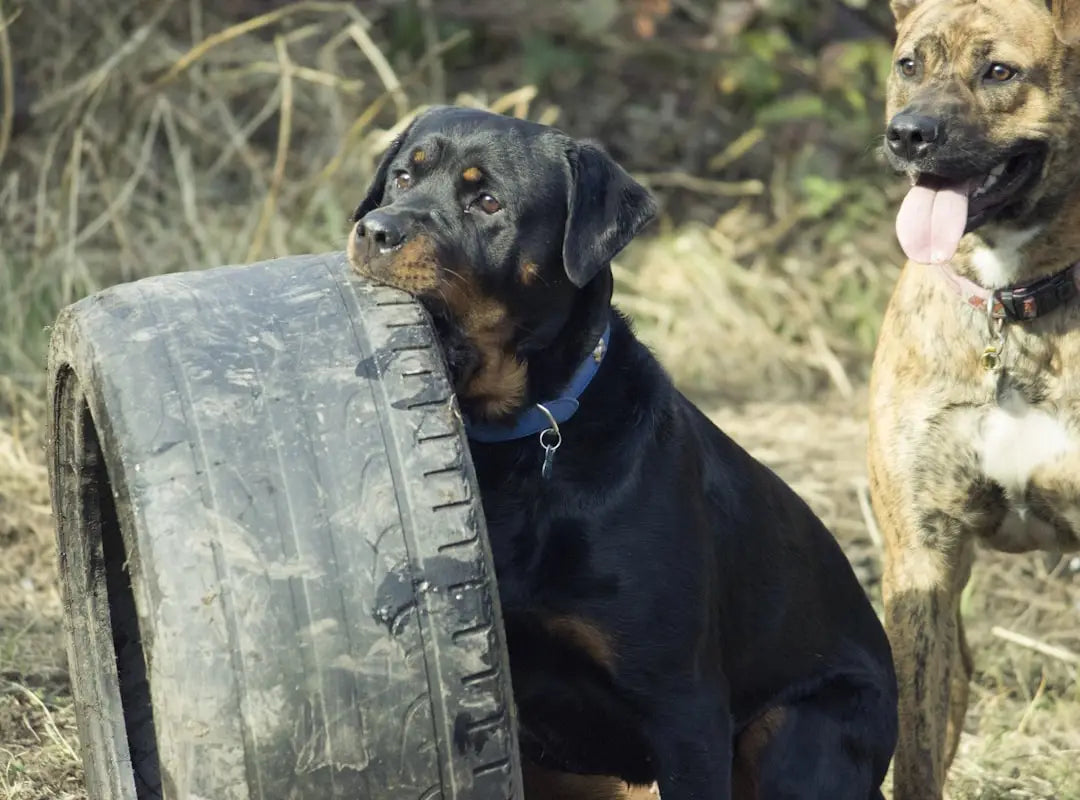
[463,323,612,476]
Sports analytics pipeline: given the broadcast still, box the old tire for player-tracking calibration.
[46,252,521,800]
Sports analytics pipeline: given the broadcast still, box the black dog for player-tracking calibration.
[348,106,898,800]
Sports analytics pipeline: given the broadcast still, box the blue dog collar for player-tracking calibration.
[464,323,611,446]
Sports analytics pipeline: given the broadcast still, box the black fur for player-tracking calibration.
[349,106,898,799]
[561,141,656,288]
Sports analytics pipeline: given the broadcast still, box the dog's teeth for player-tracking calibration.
[990,162,1007,177]
[974,171,1001,197]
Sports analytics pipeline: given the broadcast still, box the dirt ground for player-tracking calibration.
[3,388,1079,799]
[0,413,84,800]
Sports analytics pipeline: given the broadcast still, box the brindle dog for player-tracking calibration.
[870,1,1080,797]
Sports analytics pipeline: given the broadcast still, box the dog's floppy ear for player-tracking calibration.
[1050,0,1080,44]
[890,0,927,24]
[561,141,657,288]
[349,115,425,223]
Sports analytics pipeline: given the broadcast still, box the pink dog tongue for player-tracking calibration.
[895,180,971,264]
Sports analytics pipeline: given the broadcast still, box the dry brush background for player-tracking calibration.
[0,1,1078,798]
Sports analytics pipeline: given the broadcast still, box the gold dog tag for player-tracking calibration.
[980,345,1001,372]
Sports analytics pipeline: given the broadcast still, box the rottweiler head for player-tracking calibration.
[348,106,656,422]
[884,0,1080,264]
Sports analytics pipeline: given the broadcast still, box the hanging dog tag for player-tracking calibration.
[540,428,561,480]
[541,444,557,479]
[980,345,1001,372]
[535,403,562,480]
[980,318,1007,372]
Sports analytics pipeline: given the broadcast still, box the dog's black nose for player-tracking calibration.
[886,113,943,161]
[357,211,406,249]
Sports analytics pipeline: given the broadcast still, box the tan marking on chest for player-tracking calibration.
[449,293,526,420]
[541,614,616,671]
[519,259,541,286]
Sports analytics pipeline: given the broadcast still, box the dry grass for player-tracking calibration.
[617,220,902,403]
[0,681,83,800]
[710,395,1080,800]
[0,411,82,800]
[0,1,1077,798]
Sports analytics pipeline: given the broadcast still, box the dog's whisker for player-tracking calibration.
[439,266,472,289]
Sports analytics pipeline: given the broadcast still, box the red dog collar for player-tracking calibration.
[935,261,1080,322]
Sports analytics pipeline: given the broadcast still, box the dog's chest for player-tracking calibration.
[974,390,1075,550]
[978,394,1072,489]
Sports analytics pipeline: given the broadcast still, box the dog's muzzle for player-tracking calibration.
[349,210,441,294]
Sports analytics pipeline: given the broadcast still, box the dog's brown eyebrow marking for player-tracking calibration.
[462,166,483,182]
[411,148,427,164]
[913,33,947,61]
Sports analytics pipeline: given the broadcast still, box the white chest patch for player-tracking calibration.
[977,394,1075,550]
[979,398,1073,494]
[970,226,1042,288]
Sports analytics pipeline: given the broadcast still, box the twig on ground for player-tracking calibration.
[991,626,1080,667]
[808,326,853,398]
[4,683,79,764]
[1016,672,1048,735]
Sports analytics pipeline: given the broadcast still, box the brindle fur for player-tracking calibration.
[871,1,1080,797]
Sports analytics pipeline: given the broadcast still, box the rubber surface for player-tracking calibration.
[46,251,522,800]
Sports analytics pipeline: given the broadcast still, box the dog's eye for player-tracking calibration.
[897,57,918,78]
[985,63,1017,83]
[476,194,502,215]
[393,172,413,191]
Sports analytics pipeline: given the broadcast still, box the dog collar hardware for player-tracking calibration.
[536,404,562,480]
[936,261,1080,372]
[979,317,1008,373]
[463,324,611,476]
[935,261,1080,323]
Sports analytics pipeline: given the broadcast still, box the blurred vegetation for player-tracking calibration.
[0,0,907,409]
